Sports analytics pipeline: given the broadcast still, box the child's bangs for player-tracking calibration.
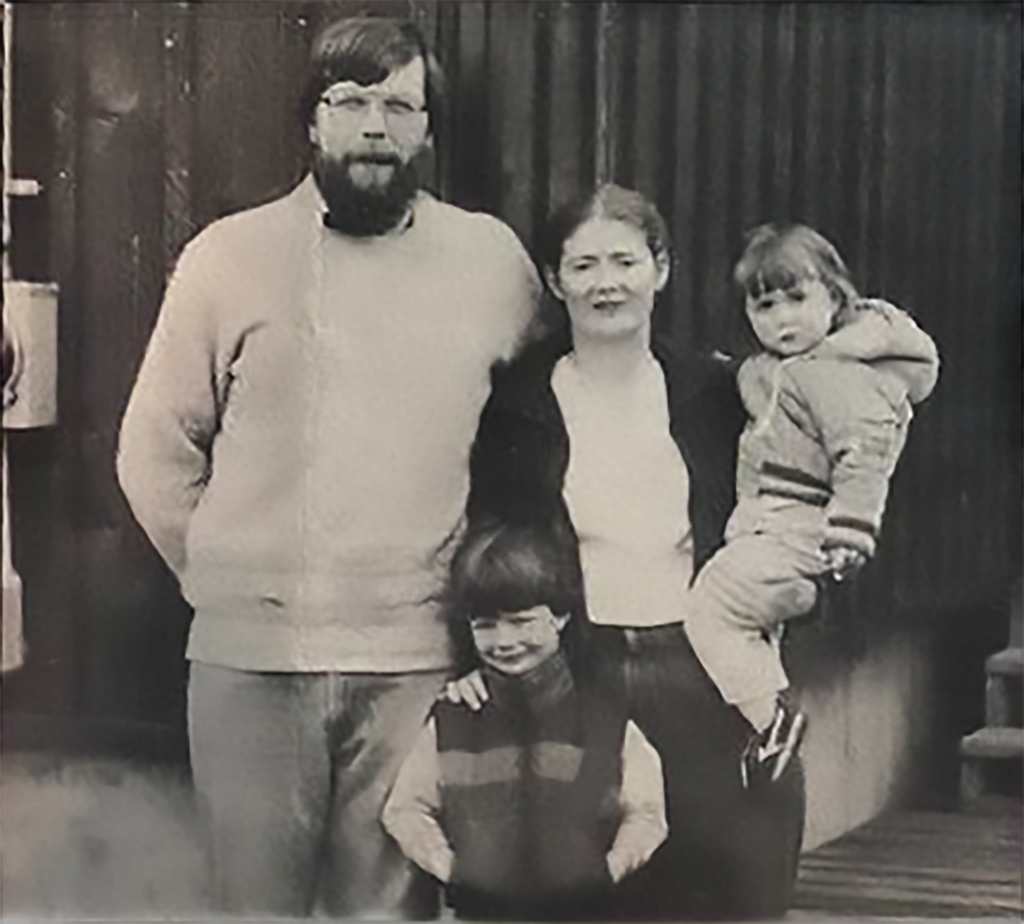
[741,246,819,299]
[465,583,550,621]
[461,546,564,619]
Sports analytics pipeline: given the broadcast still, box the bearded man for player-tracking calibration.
[117,18,539,919]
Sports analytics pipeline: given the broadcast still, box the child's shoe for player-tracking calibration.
[740,698,807,790]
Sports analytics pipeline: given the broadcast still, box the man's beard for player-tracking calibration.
[313,151,419,237]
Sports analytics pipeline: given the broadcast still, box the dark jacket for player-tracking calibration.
[467,337,748,585]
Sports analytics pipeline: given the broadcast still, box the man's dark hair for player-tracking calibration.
[299,17,445,132]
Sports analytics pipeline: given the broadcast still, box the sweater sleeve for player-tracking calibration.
[785,362,909,558]
[381,718,455,884]
[482,214,543,362]
[116,229,226,576]
[607,720,668,883]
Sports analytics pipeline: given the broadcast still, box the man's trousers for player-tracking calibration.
[188,663,447,918]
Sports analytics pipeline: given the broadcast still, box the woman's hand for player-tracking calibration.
[821,544,868,582]
[440,670,490,711]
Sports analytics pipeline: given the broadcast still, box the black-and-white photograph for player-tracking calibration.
[1,1,1021,920]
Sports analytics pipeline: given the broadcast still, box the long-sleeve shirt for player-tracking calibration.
[382,716,667,885]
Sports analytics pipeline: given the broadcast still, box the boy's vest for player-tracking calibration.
[434,654,627,911]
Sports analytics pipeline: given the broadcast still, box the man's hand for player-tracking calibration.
[440,670,489,711]
[820,544,868,582]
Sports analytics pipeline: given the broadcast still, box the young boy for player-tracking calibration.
[382,522,667,920]
[683,223,940,788]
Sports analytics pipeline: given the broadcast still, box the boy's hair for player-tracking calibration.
[299,17,445,131]
[448,520,584,623]
[734,223,859,313]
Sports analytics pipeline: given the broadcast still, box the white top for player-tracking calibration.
[552,354,694,628]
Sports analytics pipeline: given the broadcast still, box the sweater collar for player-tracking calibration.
[483,650,574,712]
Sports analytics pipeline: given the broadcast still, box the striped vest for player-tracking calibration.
[435,654,627,914]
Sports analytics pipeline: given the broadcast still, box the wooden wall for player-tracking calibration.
[4,2,1021,793]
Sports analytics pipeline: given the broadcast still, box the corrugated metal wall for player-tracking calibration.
[5,1,1021,730]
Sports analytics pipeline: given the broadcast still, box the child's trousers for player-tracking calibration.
[684,499,825,709]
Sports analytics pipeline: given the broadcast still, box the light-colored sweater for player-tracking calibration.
[117,176,539,672]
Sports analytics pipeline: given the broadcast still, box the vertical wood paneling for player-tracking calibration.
[693,4,736,349]
[161,1,197,279]
[194,2,309,222]
[852,5,883,296]
[5,4,80,718]
[75,4,163,721]
[545,1,596,212]
[622,4,663,200]
[593,1,619,184]
[665,4,699,347]
[488,2,537,241]
[735,8,764,233]
[458,0,1021,614]
[766,4,797,220]
[448,1,489,210]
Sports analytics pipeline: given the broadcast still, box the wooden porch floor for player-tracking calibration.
[1,752,1021,919]
[792,807,1023,918]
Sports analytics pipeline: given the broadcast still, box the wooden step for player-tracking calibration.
[986,665,1022,726]
[960,727,1024,760]
[1009,581,1022,648]
[987,647,1024,677]
[960,727,1024,801]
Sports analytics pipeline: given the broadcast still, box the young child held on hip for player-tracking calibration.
[383,521,667,920]
[683,223,940,788]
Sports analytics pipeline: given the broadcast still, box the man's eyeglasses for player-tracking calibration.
[318,90,427,129]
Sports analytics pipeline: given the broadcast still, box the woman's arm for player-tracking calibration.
[381,718,455,884]
[607,721,668,882]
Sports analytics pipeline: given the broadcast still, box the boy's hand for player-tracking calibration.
[441,670,489,711]
[820,544,868,582]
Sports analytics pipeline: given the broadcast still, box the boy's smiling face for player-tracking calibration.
[470,606,568,676]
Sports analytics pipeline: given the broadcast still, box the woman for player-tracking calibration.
[455,185,805,920]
